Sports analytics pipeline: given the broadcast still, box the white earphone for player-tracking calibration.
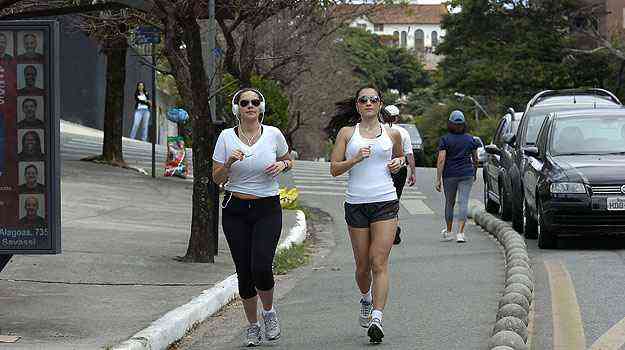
[231,88,266,116]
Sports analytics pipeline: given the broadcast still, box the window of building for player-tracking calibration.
[414,29,424,52]
[374,24,384,32]
[432,31,439,47]
[393,31,400,47]
[357,23,367,30]
[401,31,407,48]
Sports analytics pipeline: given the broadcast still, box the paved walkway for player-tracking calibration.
[0,157,298,349]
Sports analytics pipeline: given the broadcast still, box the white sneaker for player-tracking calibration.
[359,298,372,328]
[367,317,384,344]
[440,229,453,242]
[456,233,466,243]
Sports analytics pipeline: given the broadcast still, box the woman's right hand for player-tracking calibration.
[226,150,245,168]
[354,146,371,163]
[435,178,442,192]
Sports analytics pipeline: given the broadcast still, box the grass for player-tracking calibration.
[273,242,310,275]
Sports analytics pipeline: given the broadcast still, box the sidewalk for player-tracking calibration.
[0,159,301,349]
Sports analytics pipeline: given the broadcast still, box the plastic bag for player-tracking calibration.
[164,136,187,178]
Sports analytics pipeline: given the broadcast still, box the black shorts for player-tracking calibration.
[344,200,399,229]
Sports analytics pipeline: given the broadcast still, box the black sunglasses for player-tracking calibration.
[357,96,381,104]
[239,99,261,108]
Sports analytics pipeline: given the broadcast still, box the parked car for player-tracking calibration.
[474,136,487,167]
[483,110,523,220]
[521,108,625,248]
[504,89,622,233]
[398,123,425,166]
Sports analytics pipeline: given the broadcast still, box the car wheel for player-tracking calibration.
[537,203,556,249]
[499,182,513,221]
[523,199,538,239]
[484,179,499,214]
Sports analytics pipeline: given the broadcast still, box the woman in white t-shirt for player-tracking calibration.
[130,82,151,141]
[212,88,292,347]
[330,86,404,344]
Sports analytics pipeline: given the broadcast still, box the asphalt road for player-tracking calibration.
[177,162,502,349]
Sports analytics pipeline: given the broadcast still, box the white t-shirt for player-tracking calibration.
[390,124,413,155]
[213,125,289,197]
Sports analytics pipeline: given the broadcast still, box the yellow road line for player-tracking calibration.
[545,260,586,350]
[589,317,625,350]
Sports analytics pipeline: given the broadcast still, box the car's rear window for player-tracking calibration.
[398,124,422,143]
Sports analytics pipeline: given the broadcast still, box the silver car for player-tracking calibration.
[474,136,487,167]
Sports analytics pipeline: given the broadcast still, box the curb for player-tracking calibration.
[111,209,308,350]
[467,202,533,350]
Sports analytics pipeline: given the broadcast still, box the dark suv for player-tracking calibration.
[484,110,523,220]
[521,108,625,248]
[504,89,622,234]
[398,123,424,166]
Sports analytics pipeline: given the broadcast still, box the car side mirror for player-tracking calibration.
[502,133,516,145]
[523,146,539,158]
[485,144,501,155]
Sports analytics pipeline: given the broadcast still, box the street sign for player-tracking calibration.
[134,26,161,45]
[0,21,61,254]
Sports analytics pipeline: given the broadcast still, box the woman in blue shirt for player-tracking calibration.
[435,110,478,243]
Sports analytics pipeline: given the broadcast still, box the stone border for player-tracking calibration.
[111,209,308,350]
[467,202,533,350]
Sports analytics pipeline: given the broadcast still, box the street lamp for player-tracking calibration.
[454,92,490,123]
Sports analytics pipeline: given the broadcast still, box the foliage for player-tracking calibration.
[273,242,310,275]
[337,27,430,94]
[436,0,620,111]
[279,187,299,209]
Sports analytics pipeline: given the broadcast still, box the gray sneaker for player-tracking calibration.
[262,311,281,341]
[244,324,262,347]
[359,299,372,328]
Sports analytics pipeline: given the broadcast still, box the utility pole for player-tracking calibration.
[199,0,221,256]
[151,42,157,178]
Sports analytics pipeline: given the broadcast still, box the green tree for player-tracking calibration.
[436,0,617,111]
[386,47,431,94]
[337,27,392,90]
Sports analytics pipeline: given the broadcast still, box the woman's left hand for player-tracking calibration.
[265,161,287,177]
[387,158,403,174]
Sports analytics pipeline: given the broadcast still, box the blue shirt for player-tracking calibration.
[438,133,478,178]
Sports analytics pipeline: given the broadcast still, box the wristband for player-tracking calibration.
[282,160,290,172]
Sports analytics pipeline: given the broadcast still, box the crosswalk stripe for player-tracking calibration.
[401,199,434,215]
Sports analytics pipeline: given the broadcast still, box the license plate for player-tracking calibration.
[607,197,625,211]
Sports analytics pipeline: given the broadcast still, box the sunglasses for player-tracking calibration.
[357,96,381,104]
[239,99,261,108]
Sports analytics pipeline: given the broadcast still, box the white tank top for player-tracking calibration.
[345,124,398,204]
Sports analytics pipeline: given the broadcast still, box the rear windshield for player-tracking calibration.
[398,124,422,143]
[550,114,625,156]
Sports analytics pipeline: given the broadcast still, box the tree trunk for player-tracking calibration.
[182,18,216,263]
[101,37,128,164]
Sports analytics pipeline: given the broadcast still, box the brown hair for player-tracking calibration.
[447,121,467,134]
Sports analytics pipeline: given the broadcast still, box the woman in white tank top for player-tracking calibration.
[330,86,405,344]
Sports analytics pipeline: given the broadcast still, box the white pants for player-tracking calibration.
[130,108,150,141]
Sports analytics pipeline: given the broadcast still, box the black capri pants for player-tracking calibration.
[222,194,282,300]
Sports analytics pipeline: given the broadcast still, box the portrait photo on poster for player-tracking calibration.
[17,96,44,129]
[16,31,44,61]
[0,31,14,60]
[17,129,44,161]
[18,193,45,227]
[17,64,44,95]
[18,161,44,193]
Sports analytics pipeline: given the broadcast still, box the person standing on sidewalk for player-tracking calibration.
[330,86,404,344]
[435,110,479,243]
[212,88,292,347]
[129,82,152,141]
[381,105,416,245]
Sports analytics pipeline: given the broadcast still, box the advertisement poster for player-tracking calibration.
[0,23,59,254]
